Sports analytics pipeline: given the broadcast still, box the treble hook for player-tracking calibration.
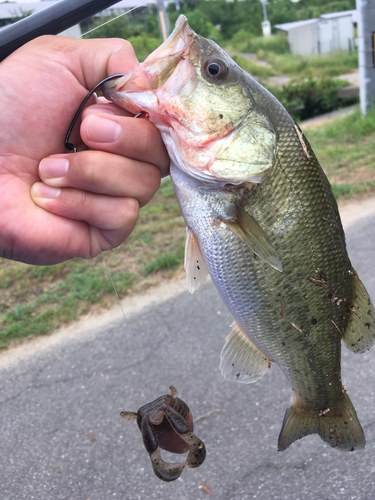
[64,74,146,152]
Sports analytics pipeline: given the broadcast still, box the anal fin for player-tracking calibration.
[278,392,365,452]
[220,321,272,384]
[343,270,375,353]
[184,227,209,294]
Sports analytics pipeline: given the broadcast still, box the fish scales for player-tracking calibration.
[171,139,347,410]
[172,90,350,413]
[103,15,375,451]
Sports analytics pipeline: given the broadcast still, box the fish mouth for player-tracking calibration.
[144,14,194,66]
[103,15,195,96]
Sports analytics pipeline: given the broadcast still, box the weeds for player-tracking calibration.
[305,107,375,198]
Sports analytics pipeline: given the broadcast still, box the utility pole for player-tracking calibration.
[156,0,170,41]
[260,0,271,37]
[357,0,375,115]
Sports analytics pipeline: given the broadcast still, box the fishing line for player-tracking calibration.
[101,249,126,319]
[64,77,144,319]
[66,0,152,315]
[77,0,153,39]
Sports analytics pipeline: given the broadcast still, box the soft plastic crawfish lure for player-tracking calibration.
[121,386,206,482]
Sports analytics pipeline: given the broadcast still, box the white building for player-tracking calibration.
[275,10,356,56]
[319,11,356,53]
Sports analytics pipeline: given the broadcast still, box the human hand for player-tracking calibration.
[0,36,169,265]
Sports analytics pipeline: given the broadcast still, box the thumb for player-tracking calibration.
[21,35,140,91]
[72,37,140,89]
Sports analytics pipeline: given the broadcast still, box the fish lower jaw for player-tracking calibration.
[169,156,268,188]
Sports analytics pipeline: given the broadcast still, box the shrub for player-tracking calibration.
[127,35,162,62]
[266,78,359,121]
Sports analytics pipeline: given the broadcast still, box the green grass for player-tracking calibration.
[232,55,276,80]
[306,107,375,142]
[226,31,290,55]
[256,50,358,79]
[0,264,136,348]
[304,107,375,198]
[141,246,185,276]
[331,182,375,199]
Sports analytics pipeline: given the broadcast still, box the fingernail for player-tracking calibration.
[39,158,69,178]
[33,183,61,199]
[86,115,121,143]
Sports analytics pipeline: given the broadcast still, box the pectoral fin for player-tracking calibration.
[220,321,272,384]
[184,227,209,294]
[222,204,282,272]
[343,270,375,353]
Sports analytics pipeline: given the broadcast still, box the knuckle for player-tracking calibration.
[124,198,139,228]
[75,151,109,188]
[109,38,137,61]
[143,120,159,152]
[141,121,169,174]
[139,166,161,207]
[77,189,92,210]
[120,39,136,55]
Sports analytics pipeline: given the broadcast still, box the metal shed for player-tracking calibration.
[275,18,319,56]
[319,11,355,53]
[276,10,356,56]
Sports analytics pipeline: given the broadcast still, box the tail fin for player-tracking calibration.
[278,392,365,452]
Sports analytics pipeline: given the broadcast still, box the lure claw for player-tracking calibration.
[120,386,206,482]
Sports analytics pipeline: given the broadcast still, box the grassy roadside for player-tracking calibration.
[255,50,358,80]
[0,180,186,349]
[1,108,374,350]
[303,107,375,199]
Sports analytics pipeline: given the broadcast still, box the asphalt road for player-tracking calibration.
[1,207,375,500]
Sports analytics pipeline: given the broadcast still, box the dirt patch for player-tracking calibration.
[330,166,375,186]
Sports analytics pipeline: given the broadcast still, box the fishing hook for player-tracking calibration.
[64,73,146,152]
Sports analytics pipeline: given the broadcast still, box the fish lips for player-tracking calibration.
[102,14,195,103]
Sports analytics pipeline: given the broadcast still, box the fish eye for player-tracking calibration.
[203,58,228,81]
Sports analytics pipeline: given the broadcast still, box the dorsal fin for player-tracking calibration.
[222,203,282,272]
[184,227,209,294]
[220,321,272,383]
[343,270,375,353]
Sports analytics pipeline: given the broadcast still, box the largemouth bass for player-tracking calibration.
[103,16,375,451]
